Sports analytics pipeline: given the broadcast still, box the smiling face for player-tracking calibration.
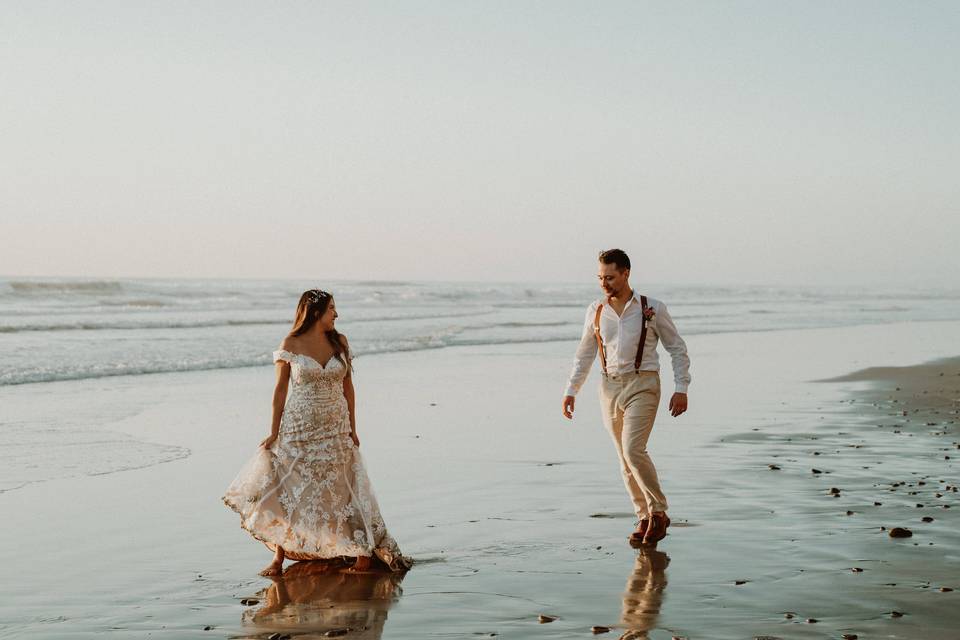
[598,261,630,299]
[317,297,338,331]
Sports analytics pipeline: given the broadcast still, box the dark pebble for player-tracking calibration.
[922,516,934,522]
[812,469,823,474]
[874,501,883,506]
[591,626,611,634]
[846,510,855,516]
[784,613,795,619]
[768,464,781,470]
[916,504,924,508]
[842,635,858,640]
[851,567,863,573]
[889,527,913,538]
[890,611,904,618]
[806,618,818,623]
[940,587,954,592]
[240,598,259,606]
[538,615,557,623]
[829,487,841,495]
[203,626,213,631]
[735,579,749,585]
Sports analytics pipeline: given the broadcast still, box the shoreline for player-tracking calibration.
[1,322,959,638]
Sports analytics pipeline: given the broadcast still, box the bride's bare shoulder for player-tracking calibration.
[279,335,300,352]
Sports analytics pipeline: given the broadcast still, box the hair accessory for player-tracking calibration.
[307,289,331,304]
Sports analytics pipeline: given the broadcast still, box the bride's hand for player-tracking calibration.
[350,431,360,448]
[260,434,278,450]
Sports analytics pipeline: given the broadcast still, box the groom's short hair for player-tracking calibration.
[598,248,630,271]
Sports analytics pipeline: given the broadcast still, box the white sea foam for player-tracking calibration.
[2,278,960,387]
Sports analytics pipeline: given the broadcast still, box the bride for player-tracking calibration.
[223,289,410,576]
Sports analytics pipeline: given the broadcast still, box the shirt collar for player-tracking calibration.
[602,289,639,307]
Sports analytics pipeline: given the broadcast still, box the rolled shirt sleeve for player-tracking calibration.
[563,303,599,397]
[653,301,691,393]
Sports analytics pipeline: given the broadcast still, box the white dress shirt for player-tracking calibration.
[564,291,691,397]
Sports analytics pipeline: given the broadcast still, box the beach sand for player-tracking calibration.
[1,321,959,639]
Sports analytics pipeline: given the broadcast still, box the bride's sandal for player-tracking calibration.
[340,556,374,574]
[258,564,283,577]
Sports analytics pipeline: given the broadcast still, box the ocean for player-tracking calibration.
[3,277,960,387]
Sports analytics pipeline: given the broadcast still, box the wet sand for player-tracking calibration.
[1,321,959,638]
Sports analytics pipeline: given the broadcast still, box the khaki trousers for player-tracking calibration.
[598,371,667,518]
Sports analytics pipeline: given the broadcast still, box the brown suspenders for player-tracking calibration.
[593,295,649,375]
[593,305,607,372]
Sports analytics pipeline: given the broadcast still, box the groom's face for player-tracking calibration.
[598,262,629,298]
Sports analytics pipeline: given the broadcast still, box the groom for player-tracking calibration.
[562,249,690,546]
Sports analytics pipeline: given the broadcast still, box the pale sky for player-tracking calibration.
[1,1,958,286]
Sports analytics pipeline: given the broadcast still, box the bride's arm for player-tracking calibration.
[261,361,290,449]
[340,336,358,447]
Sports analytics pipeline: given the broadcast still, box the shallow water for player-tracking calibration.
[1,323,959,638]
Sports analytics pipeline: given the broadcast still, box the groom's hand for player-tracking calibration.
[669,392,688,417]
[562,395,576,419]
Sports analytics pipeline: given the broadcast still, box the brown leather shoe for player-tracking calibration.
[627,518,650,549]
[627,519,649,545]
[641,512,670,545]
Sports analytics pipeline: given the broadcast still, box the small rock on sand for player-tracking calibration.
[922,516,934,522]
[842,635,858,640]
[240,598,259,606]
[768,464,781,470]
[812,468,823,474]
[538,615,557,624]
[806,618,818,623]
[591,626,611,634]
[889,527,913,538]
[940,587,954,592]
[851,567,863,573]
[890,611,904,618]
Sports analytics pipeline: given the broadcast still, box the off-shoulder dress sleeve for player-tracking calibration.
[273,349,295,364]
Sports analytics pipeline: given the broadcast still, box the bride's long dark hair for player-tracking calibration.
[288,289,348,367]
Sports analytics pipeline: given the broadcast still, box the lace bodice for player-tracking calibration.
[273,349,348,386]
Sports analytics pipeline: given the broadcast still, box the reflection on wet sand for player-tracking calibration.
[241,560,406,639]
[619,548,669,639]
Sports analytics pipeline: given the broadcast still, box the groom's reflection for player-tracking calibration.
[619,547,669,639]
[242,560,405,639]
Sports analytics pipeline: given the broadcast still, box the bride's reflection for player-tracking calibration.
[619,547,669,639]
[242,560,406,639]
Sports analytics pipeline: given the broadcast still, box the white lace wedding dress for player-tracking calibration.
[223,349,410,572]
